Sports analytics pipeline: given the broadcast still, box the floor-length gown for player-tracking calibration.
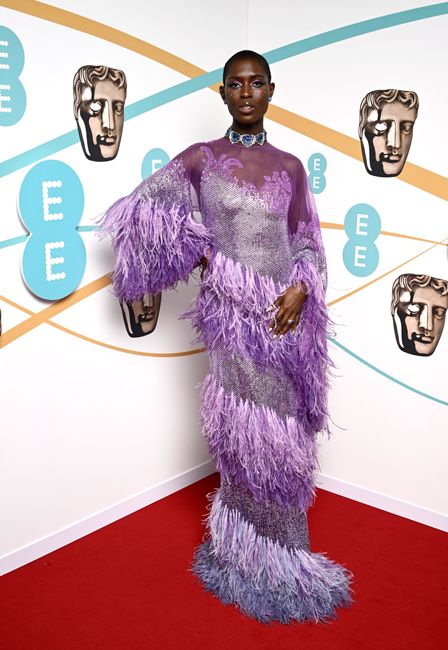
[100,136,354,623]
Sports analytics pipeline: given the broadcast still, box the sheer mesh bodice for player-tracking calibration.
[155,137,327,287]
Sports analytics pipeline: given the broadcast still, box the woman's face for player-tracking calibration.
[219,56,274,131]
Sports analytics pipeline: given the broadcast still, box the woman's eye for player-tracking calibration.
[252,80,263,87]
[228,82,240,88]
[114,102,123,115]
[435,308,447,319]
[89,101,102,115]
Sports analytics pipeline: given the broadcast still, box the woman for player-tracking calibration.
[99,50,354,624]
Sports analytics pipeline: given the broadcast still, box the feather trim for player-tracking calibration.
[97,190,211,300]
[190,490,354,624]
[181,249,334,436]
[288,259,336,436]
[200,373,319,510]
[180,249,305,373]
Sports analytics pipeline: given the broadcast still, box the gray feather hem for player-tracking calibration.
[190,539,354,625]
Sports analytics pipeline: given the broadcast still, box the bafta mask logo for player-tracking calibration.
[73,65,127,162]
[120,293,162,338]
[391,274,448,356]
[359,89,419,177]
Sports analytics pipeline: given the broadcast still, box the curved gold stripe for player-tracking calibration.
[0,0,207,79]
[0,295,34,315]
[0,274,111,347]
[328,235,448,306]
[48,321,206,357]
[377,230,447,245]
[0,289,206,355]
[320,223,447,246]
[2,0,446,200]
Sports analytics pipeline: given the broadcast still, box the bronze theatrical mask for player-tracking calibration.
[120,293,162,337]
[391,274,448,356]
[73,65,127,162]
[359,89,418,177]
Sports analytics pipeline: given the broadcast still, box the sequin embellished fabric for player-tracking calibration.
[101,136,353,623]
[209,343,298,419]
[220,477,310,551]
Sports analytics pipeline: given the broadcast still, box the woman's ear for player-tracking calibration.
[219,85,227,104]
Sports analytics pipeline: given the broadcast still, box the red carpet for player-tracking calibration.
[0,473,446,650]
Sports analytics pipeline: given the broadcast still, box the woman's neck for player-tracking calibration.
[230,119,264,135]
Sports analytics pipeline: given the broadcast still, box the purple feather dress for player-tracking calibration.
[100,136,354,623]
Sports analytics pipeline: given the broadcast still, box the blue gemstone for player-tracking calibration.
[242,134,254,147]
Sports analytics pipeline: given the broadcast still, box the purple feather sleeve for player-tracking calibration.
[287,160,334,437]
[97,151,211,301]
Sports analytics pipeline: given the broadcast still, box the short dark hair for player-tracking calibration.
[223,50,271,84]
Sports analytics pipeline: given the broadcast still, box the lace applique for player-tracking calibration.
[200,145,243,179]
[200,145,292,216]
[262,170,292,213]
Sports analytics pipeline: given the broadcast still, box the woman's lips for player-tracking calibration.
[238,105,255,114]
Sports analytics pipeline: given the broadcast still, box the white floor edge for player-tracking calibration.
[316,473,447,532]
[1,464,446,576]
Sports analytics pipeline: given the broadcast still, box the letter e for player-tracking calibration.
[354,245,367,267]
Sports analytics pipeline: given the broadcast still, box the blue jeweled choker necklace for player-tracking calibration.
[225,127,267,147]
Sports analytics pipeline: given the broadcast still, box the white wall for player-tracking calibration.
[0,0,446,573]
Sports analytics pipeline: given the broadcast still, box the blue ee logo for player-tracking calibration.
[0,26,26,125]
[19,161,86,300]
[141,148,170,179]
[307,153,327,194]
[343,203,380,276]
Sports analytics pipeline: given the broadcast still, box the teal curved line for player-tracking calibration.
[0,234,27,249]
[329,337,448,406]
[77,225,97,232]
[0,3,447,177]
[263,2,448,63]
[0,225,98,249]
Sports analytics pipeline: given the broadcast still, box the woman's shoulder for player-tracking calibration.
[173,138,224,167]
[178,137,224,154]
[267,141,306,173]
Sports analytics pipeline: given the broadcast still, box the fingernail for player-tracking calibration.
[273,334,277,339]
[268,327,272,332]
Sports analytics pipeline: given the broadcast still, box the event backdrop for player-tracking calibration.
[0,0,447,571]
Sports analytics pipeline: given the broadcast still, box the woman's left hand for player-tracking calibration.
[267,284,307,337]
[199,256,208,281]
